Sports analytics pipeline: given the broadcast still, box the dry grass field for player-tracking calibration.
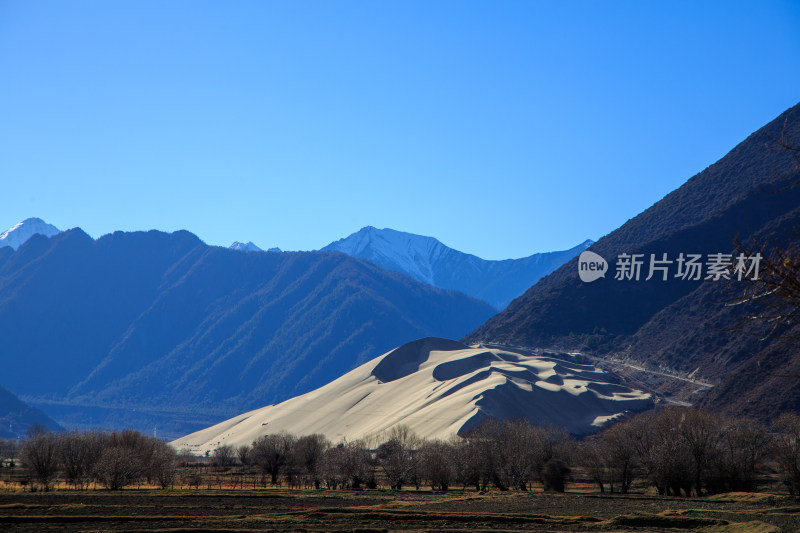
[0,485,798,532]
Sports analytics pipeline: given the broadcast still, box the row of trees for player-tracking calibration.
[9,407,800,495]
[217,409,800,496]
[582,408,771,496]
[217,421,576,492]
[17,429,177,490]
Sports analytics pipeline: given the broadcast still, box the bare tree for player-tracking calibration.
[251,432,297,485]
[0,438,20,466]
[449,434,481,491]
[20,432,60,490]
[319,440,372,489]
[237,444,251,467]
[147,439,177,489]
[772,413,800,496]
[96,445,141,490]
[213,444,236,468]
[597,419,639,493]
[59,430,107,489]
[707,417,769,494]
[376,426,419,490]
[292,434,329,489]
[580,435,610,493]
[677,409,720,496]
[94,430,156,490]
[417,440,454,491]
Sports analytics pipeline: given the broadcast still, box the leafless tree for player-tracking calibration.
[292,434,330,488]
[376,425,419,490]
[213,444,236,468]
[676,409,720,496]
[96,445,141,490]
[706,417,769,494]
[20,432,60,490]
[449,434,481,491]
[772,413,800,496]
[59,430,107,489]
[147,439,177,489]
[596,418,639,493]
[0,438,20,464]
[580,435,610,493]
[417,440,454,491]
[251,432,297,485]
[237,444,251,467]
[319,440,372,489]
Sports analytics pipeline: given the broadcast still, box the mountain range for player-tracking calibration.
[5,103,798,440]
[0,229,495,438]
[322,226,591,309]
[467,102,800,421]
[173,337,652,453]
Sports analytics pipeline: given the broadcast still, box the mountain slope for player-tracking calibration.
[0,385,61,439]
[466,102,800,420]
[172,338,652,452]
[0,230,496,438]
[0,217,61,250]
[322,226,591,309]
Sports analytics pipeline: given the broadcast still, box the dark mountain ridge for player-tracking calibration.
[466,102,800,420]
[0,229,495,437]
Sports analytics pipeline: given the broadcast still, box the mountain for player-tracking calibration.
[322,226,592,309]
[0,217,60,250]
[466,102,800,421]
[0,229,496,438]
[0,385,61,439]
[229,241,264,252]
[172,337,652,452]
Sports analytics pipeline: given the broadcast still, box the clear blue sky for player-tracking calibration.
[1,1,799,259]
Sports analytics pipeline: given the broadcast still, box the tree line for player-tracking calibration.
[4,407,800,495]
[6,429,177,491]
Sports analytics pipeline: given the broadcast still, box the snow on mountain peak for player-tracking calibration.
[229,241,264,253]
[322,227,448,285]
[0,217,61,250]
[321,227,592,308]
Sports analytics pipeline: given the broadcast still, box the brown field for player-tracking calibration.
[0,485,798,532]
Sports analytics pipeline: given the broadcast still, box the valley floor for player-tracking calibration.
[0,487,794,532]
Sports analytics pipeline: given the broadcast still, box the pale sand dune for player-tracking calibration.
[172,338,652,454]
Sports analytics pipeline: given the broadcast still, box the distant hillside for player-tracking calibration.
[466,102,800,421]
[0,385,61,439]
[0,229,495,438]
[323,226,591,309]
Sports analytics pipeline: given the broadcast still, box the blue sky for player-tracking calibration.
[1,1,799,259]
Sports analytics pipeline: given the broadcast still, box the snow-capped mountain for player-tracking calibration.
[172,337,652,452]
[0,217,61,250]
[229,241,264,252]
[322,227,592,309]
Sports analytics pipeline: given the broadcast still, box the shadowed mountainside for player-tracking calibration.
[466,102,800,421]
[0,229,495,437]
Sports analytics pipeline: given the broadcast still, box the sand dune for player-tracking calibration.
[172,338,652,454]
